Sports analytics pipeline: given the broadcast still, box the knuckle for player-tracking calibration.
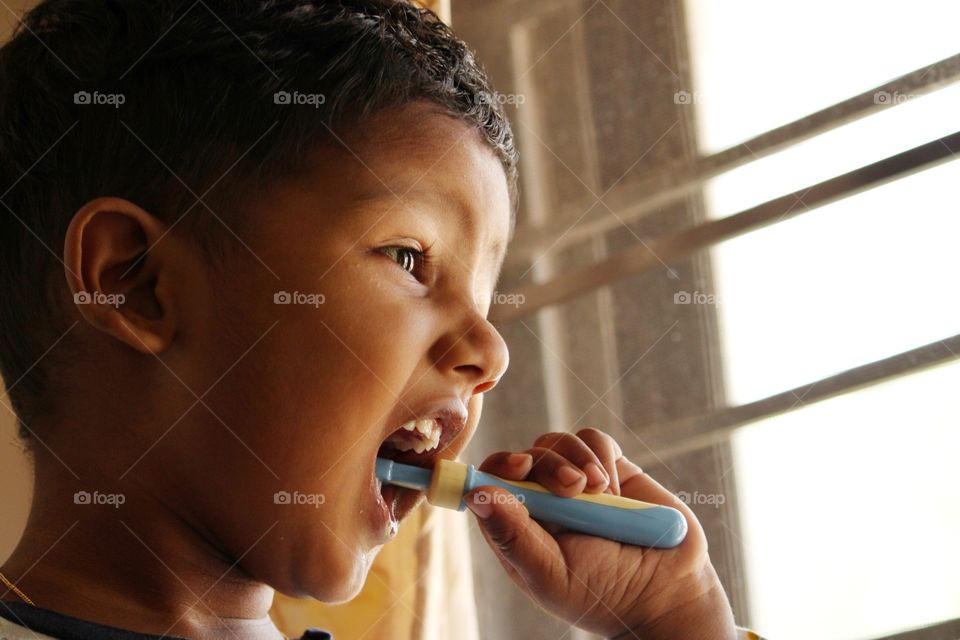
[493,529,520,554]
[485,520,521,553]
[481,451,512,469]
[575,426,603,438]
[577,426,622,457]
[526,446,557,461]
[532,431,566,446]
[575,426,609,447]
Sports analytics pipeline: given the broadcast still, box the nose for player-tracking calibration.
[433,311,510,396]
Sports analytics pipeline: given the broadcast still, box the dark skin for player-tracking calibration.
[1,102,735,639]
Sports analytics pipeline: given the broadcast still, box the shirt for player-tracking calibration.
[2,600,767,639]
[0,601,333,640]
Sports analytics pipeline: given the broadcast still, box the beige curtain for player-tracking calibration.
[411,0,451,23]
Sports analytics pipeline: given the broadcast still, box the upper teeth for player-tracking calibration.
[387,418,441,453]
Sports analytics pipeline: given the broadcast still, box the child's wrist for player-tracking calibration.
[607,579,737,640]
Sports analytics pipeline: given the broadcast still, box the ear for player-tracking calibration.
[63,197,178,354]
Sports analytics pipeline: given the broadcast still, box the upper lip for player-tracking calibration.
[379,397,468,467]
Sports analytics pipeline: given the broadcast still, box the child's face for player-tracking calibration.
[169,102,511,602]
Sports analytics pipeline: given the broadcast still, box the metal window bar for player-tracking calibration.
[631,332,960,467]
[504,52,960,264]
[873,617,960,640]
[491,129,960,322]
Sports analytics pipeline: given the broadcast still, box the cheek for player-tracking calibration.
[177,249,422,598]
[200,258,432,472]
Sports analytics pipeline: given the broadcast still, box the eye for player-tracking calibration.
[379,245,427,278]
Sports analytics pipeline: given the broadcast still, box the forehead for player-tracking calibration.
[331,102,513,251]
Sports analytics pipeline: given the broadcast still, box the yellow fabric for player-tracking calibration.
[268,504,479,640]
[409,505,479,640]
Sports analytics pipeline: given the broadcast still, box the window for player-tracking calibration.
[733,360,960,639]
[455,1,960,638]
[690,3,960,637]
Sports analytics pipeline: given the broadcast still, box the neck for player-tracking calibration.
[1,452,283,640]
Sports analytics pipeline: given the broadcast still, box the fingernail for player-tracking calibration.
[507,453,531,467]
[585,462,608,487]
[465,492,492,519]
[557,465,584,486]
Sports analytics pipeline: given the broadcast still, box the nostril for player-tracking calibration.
[473,379,497,394]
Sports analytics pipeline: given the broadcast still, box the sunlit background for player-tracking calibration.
[687,1,960,637]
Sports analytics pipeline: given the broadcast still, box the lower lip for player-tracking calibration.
[370,472,424,543]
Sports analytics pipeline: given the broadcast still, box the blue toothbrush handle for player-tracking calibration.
[460,465,687,548]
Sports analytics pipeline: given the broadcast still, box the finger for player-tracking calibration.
[615,457,707,553]
[522,447,589,497]
[574,427,622,496]
[477,450,534,480]
[477,451,609,536]
[530,432,609,493]
[464,485,566,599]
[614,456,646,493]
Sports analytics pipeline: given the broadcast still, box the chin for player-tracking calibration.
[319,546,381,604]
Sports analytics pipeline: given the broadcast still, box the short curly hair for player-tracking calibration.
[0,0,518,434]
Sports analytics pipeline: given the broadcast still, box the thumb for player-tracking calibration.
[464,485,566,596]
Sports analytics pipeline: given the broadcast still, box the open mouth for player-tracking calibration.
[379,417,444,457]
[372,402,468,531]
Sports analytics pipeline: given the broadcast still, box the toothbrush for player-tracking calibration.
[376,457,687,548]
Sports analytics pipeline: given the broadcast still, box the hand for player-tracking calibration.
[464,428,737,640]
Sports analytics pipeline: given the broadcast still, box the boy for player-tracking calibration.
[0,0,753,637]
